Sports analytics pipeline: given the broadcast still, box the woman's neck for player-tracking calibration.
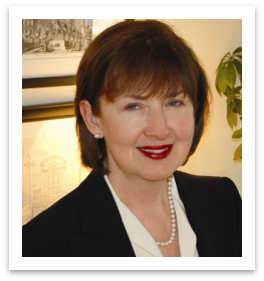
[107,170,169,210]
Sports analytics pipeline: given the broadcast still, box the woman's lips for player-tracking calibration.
[137,145,173,160]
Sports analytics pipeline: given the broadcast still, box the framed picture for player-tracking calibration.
[22,105,90,226]
[22,19,122,78]
[22,19,125,107]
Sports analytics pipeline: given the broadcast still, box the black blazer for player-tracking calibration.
[22,171,242,257]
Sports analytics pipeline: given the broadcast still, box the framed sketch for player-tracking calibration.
[22,19,92,56]
[22,19,122,78]
[22,19,124,107]
[22,107,91,225]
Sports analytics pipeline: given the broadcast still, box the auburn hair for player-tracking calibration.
[74,20,211,175]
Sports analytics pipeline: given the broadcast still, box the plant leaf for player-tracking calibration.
[215,67,222,95]
[215,52,232,95]
[220,52,231,66]
[235,99,242,115]
[228,112,237,128]
[216,52,230,72]
[234,58,242,77]
[233,143,242,161]
[235,85,242,91]
[230,87,241,96]
[227,103,237,129]
[226,94,237,105]
[218,66,228,93]
[226,60,236,88]
[232,128,242,139]
[223,86,231,97]
[233,47,242,54]
[234,54,242,60]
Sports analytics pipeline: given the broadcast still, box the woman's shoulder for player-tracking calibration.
[23,186,79,228]
[174,171,242,257]
[23,171,103,229]
[22,171,104,256]
[173,170,240,200]
[174,170,237,186]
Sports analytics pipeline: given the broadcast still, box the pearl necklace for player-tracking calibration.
[156,176,177,246]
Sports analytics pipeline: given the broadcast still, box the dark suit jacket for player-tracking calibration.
[22,170,242,257]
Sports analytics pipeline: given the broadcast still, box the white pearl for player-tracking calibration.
[155,175,177,247]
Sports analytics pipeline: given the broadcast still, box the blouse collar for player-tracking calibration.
[104,175,198,257]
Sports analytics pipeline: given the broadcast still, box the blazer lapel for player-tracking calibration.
[174,171,239,257]
[66,171,135,257]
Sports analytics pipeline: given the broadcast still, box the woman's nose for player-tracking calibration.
[144,107,169,140]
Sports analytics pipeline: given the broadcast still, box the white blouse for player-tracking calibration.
[104,175,199,257]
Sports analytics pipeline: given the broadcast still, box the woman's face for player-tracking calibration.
[97,92,195,181]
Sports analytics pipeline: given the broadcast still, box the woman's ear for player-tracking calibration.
[79,100,103,138]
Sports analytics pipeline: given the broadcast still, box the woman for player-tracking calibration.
[22,20,242,257]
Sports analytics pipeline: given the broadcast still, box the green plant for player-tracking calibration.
[215,47,242,161]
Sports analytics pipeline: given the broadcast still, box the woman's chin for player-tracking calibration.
[140,168,177,182]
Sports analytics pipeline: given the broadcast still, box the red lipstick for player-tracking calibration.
[137,145,173,160]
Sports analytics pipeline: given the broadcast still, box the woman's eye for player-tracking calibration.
[126,104,139,110]
[168,100,182,107]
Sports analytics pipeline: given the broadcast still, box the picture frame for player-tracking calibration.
[22,19,126,107]
[22,19,123,79]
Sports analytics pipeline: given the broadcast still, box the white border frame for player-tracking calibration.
[12,6,255,270]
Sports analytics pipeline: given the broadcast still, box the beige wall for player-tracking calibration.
[22,19,242,196]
